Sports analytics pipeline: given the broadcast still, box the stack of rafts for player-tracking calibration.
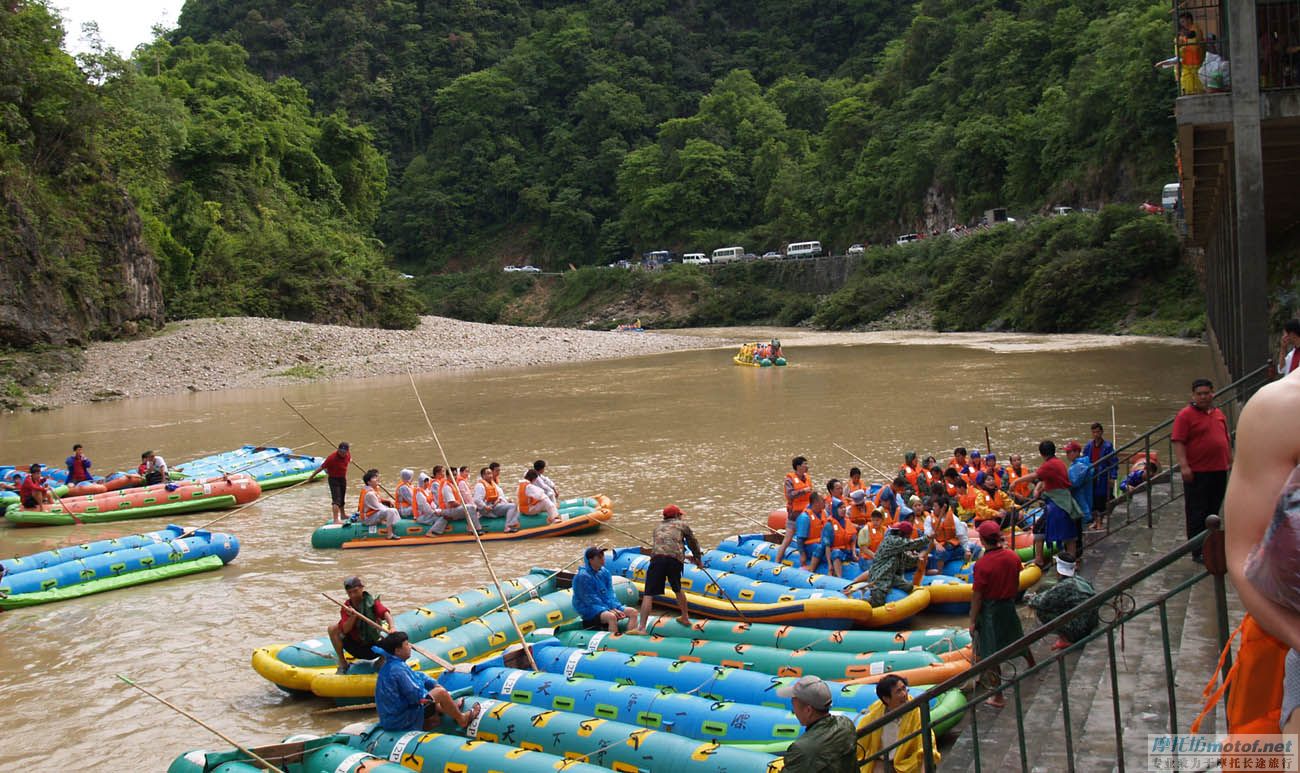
[187,558,983,772]
[4,475,262,526]
[172,445,325,491]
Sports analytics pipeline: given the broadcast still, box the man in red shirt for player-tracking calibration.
[970,520,1033,708]
[1012,440,1080,567]
[309,442,352,523]
[18,464,52,509]
[1172,378,1233,562]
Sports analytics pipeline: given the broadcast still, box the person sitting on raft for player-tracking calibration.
[847,485,875,525]
[420,466,480,535]
[141,450,168,486]
[821,481,858,578]
[517,469,561,523]
[358,469,402,540]
[395,469,417,517]
[923,496,968,574]
[792,492,830,573]
[329,576,395,674]
[373,631,480,732]
[846,521,931,605]
[533,459,558,502]
[573,546,640,634]
[473,466,521,532]
[857,508,888,560]
[65,444,92,485]
[974,471,1020,528]
[19,464,53,509]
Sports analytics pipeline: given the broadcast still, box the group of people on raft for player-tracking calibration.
[308,444,565,540]
[6,445,168,509]
[738,339,784,363]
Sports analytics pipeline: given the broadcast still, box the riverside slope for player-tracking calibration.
[35,316,732,409]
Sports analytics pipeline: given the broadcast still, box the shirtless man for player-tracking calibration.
[1225,369,1300,734]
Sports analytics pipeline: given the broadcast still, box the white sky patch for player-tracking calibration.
[54,0,179,56]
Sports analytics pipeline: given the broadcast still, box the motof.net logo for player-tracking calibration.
[1147,734,1297,770]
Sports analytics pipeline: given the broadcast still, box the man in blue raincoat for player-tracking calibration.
[1081,422,1117,530]
[374,631,479,732]
[572,546,639,634]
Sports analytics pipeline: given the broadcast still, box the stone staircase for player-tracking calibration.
[941,476,1240,772]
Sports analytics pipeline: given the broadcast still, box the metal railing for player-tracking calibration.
[1085,363,1267,542]
[857,517,1229,772]
[1260,0,1300,91]
[1171,1,1229,95]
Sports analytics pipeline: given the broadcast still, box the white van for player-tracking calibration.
[894,233,920,246]
[784,241,822,259]
[682,253,709,265]
[711,246,744,264]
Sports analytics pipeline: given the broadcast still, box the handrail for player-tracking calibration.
[856,515,1222,768]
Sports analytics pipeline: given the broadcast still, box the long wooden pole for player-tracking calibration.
[406,371,538,671]
[832,442,893,482]
[116,674,286,773]
[728,506,783,534]
[984,426,993,456]
[1111,405,1120,500]
[282,398,395,498]
[463,547,604,623]
[322,592,455,671]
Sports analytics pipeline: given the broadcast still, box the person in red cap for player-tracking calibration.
[970,519,1034,708]
[843,520,931,606]
[631,504,704,633]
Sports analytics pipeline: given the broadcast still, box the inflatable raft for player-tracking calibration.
[639,616,972,655]
[546,627,971,684]
[310,495,613,549]
[0,525,239,609]
[606,547,931,628]
[251,576,638,699]
[338,702,782,772]
[174,445,325,491]
[733,342,787,367]
[4,475,262,526]
[169,732,595,773]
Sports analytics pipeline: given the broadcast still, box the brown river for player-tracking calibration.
[0,331,1212,768]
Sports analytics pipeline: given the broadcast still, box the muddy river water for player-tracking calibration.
[0,330,1213,768]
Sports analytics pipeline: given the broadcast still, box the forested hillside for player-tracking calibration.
[177,0,1177,269]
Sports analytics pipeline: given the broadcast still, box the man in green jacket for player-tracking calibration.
[778,675,858,772]
[1026,552,1098,651]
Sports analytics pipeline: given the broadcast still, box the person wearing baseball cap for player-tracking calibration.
[329,576,395,675]
[1064,440,1095,535]
[776,675,857,771]
[632,504,704,633]
[842,518,931,605]
[970,517,1035,708]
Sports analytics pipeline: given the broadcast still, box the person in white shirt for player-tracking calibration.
[428,466,480,535]
[473,466,521,532]
[519,469,561,523]
[533,459,558,501]
[395,469,416,517]
[142,450,168,486]
[1280,319,1300,376]
[358,469,401,540]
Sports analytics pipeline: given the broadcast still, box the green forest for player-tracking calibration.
[1,0,1194,337]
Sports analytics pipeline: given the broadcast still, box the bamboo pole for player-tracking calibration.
[322,592,455,671]
[727,506,783,534]
[312,702,375,715]
[832,442,893,482]
[406,371,538,671]
[459,547,604,623]
[116,674,286,773]
[282,398,395,499]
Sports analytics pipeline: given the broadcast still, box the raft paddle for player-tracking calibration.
[322,592,456,671]
[984,426,993,456]
[115,674,286,773]
[406,370,538,671]
[282,398,396,499]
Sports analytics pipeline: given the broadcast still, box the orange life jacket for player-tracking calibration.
[517,480,543,514]
[931,512,960,548]
[848,499,874,525]
[828,517,857,551]
[1008,466,1032,499]
[412,486,432,514]
[395,482,413,510]
[861,522,887,553]
[481,479,502,504]
[358,487,379,519]
[1179,27,1204,67]
[1191,615,1287,736]
[902,464,922,491]
[801,510,828,544]
[786,472,812,513]
[435,478,460,509]
[957,491,978,515]
[974,489,1011,523]
[947,456,967,471]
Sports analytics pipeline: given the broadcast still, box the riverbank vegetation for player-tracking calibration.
[423,208,1204,336]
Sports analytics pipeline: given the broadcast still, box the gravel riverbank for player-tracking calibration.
[34,316,734,409]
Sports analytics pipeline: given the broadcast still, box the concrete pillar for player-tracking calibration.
[1228,1,1269,376]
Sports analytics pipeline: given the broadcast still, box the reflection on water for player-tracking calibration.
[0,335,1213,766]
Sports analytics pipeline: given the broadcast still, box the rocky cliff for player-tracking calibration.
[0,178,164,347]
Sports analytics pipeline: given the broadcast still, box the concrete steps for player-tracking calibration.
[940,476,1237,772]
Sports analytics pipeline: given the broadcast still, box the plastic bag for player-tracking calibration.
[1200,54,1231,91]
[1245,465,1300,612]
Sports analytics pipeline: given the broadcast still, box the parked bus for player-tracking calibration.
[784,241,823,259]
[711,246,745,264]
